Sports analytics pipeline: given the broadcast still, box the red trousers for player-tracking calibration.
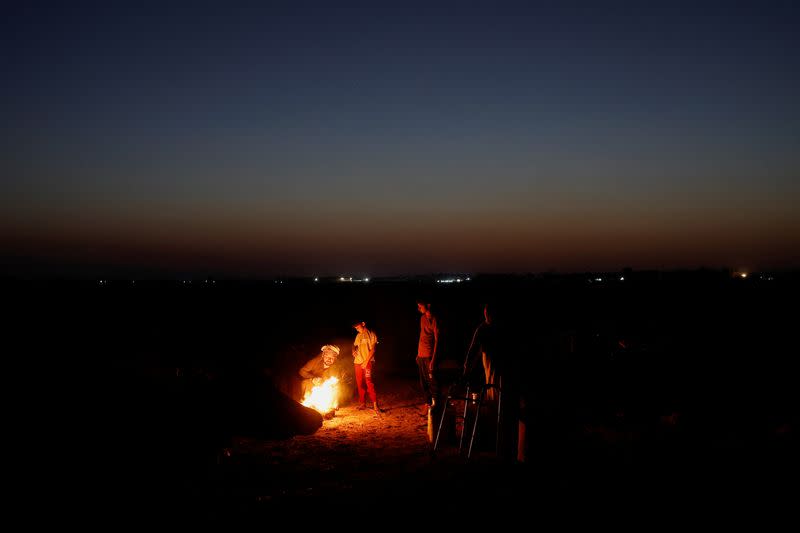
[354,360,377,404]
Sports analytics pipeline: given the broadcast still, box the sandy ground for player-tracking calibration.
[137,375,796,524]
[194,376,532,521]
[238,379,430,471]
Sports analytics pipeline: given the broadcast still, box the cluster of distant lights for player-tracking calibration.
[736,272,774,280]
[96,272,774,286]
[98,279,216,285]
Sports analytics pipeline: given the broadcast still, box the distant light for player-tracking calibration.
[364,278,369,282]
[456,278,462,283]
[740,273,748,279]
[466,277,471,281]
[595,278,603,282]
[340,277,345,281]
[619,276,625,281]
[314,277,319,282]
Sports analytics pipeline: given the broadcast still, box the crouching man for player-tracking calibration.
[299,344,340,398]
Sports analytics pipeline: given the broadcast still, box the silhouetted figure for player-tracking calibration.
[352,320,381,413]
[416,300,440,407]
[298,344,340,398]
[464,303,503,401]
[463,302,521,460]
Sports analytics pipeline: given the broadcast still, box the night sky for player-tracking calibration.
[2,1,798,277]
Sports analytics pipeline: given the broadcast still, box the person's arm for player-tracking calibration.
[463,324,482,375]
[299,358,317,380]
[429,317,440,372]
[362,332,377,368]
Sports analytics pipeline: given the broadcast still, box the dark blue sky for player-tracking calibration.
[2,1,798,276]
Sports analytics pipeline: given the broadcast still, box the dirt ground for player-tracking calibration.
[189,376,538,522]
[113,375,795,525]
[232,377,434,488]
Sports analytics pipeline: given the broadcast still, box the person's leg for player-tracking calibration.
[498,386,519,461]
[364,360,377,405]
[429,367,440,407]
[416,357,432,404]
[517,395,527,463]
[354,364,366,406]
[482,351,496,401]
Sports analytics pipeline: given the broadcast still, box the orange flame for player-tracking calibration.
[301,377,339,414]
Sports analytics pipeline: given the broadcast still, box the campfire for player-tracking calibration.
[301,376,339,418]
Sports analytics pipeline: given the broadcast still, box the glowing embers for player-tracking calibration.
[301,377,340,418]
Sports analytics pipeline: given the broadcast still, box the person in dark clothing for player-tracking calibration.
[464,303,504,401]
[463,302,522,460]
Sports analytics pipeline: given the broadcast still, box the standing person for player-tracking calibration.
[416,300,440,408]
[298,344,340,399]
[463,303,502,401]
[463,302,522,461]
[352,320,380,413]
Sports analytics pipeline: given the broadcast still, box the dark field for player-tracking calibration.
[11,271,799,524]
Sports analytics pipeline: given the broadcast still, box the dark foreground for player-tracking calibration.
[63,374,796,525]
[10,273,799,524]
